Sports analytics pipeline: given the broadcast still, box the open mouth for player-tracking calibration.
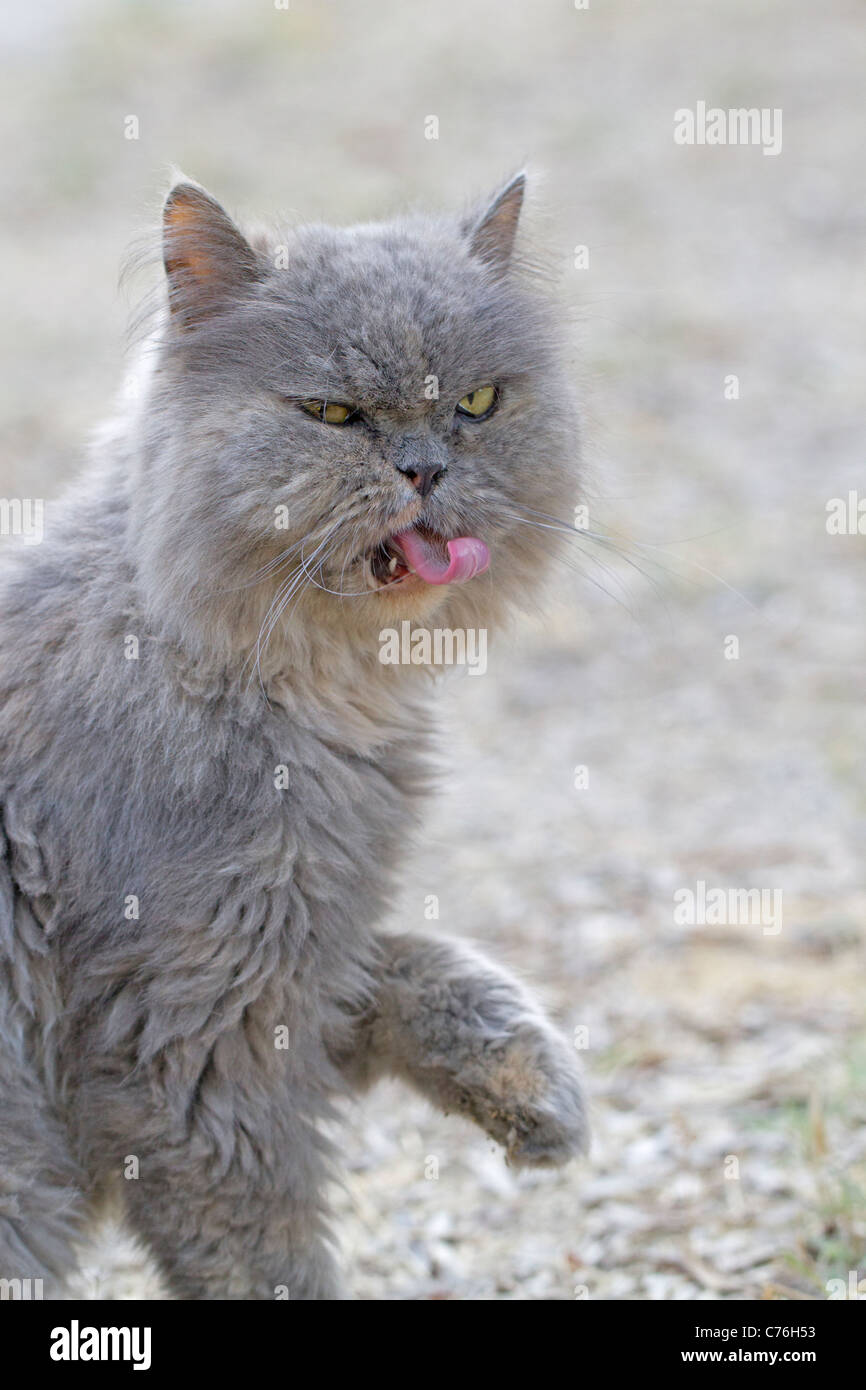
[367,524,490,591]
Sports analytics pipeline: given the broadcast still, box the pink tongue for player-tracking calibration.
[393,529,490,585]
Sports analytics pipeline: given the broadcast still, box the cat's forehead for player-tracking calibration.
[257,220,539,405]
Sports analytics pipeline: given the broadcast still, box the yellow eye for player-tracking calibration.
[301,400,356,425]
[456,385,497,419]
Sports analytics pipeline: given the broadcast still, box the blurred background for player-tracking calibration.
[1,0,864,1300]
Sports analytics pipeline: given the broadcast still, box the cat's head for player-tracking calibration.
[133,176,579,679]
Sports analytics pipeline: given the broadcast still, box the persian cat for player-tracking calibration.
[0,174,586,1299]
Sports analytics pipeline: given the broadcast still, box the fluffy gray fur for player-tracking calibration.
[0,175,587,1300]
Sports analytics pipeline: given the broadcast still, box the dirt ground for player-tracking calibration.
[1,0,864,1299]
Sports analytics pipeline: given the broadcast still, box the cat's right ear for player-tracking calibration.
[464,172,526,273]
[162,182,260,328]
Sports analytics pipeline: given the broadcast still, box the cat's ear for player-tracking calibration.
[465,172,526,272]
[162,181,260,327]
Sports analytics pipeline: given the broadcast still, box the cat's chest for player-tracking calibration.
[246,718,416,910]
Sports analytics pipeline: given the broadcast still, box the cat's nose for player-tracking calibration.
[396,461,446,498]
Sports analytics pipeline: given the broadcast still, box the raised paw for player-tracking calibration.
[353,932,591,1167]
[450,1018,589,1168]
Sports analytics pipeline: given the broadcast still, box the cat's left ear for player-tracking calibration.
[163,181,260,327]
[464,172,526,272]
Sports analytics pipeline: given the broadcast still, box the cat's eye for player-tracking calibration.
[456,385,498,420]
[300,399,358,426]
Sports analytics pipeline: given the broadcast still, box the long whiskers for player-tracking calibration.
[503,509,662,615]
[243,522,344,697]
[507,503,755,612]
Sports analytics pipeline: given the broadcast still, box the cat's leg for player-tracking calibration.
[97,1057,342,1301]
[0,1014,88,1298]
[341,933,589,1166]
[123,1169,339,1301]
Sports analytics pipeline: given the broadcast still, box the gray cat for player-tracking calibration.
[0,174,587,1300]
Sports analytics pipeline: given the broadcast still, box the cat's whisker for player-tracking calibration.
[586,522,759,611]
[290,521,371,600]
[336,520,364,599]
[247,567,310,697]
[249,523,348,686]
[321,519,369,599]
[243,523,342,693]
[272,542,339,635]
[218,539,315,595]
[567,527,672,610]
[187,537,316,634]
[241,569,298,697]
[503,510,656,614]
[242,508,382,692]
[256,554,323,651]
[509,503,753,609]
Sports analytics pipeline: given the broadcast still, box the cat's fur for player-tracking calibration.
[0,175,587,1299]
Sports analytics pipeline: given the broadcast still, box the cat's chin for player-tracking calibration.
[362,575,454,625]
[366,574,453,619]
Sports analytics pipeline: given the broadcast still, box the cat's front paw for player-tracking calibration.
[459,1022,589,1168]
